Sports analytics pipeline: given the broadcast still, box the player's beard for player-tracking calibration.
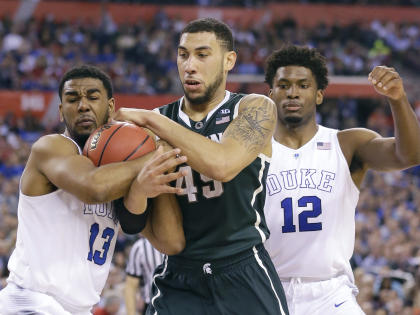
[64,110,109,149]
[284,116,303,125]
[281,110,314,127]
[184,69,224,106]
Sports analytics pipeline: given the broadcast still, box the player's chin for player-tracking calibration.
[283,115,303,125]
[75,123,97,133]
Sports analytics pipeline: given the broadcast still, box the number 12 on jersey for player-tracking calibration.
[281,196,322,233]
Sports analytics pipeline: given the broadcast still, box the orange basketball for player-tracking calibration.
[83,121,156,166]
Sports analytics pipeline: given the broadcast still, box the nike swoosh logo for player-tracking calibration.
[335,301,346,307]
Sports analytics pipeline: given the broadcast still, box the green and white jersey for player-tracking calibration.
[157,91,271,260]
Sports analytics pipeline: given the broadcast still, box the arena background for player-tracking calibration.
[0,0,419,314]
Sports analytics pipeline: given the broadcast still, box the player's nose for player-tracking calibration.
[184,56,197,74]
[77,98,91,112]
[287,85,299,98]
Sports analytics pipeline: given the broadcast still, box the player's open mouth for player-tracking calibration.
[184,79,201,90]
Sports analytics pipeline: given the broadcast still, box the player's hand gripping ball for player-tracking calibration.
[83,121,156,166]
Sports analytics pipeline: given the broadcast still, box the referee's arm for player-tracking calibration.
[124,274,142,315]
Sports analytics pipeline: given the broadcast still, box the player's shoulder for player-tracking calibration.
[338,127,380,143]
[32,134,79,156]
[337,127,381,153]
[237,93,275,112]
[157,99,181,116]
[240,93,273,104]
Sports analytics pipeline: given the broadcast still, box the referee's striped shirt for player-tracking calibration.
[125,238,165,304]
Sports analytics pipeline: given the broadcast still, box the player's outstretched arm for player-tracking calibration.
[113,94,276,182]
[22,134,156,204]
[341,66,420,172]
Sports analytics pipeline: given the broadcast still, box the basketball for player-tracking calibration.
[83,121,156,166]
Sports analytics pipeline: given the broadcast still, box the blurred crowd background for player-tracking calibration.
[0,1,420,314]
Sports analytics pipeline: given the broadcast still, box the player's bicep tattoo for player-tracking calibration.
[224,97,276,152]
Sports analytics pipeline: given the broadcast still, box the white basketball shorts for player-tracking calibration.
[0,282,91,315]
[280,274,365,315]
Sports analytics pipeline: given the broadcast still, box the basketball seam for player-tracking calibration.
[124,135,150,161]
[98,124,125,166]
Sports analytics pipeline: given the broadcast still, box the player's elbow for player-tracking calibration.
[397,151,420,169]
[404,155,420,168]
[206,162,238,183]
[158,235,186,256]
[165,238,185,256]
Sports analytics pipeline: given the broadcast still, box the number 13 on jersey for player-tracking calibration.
[176,166,223,202]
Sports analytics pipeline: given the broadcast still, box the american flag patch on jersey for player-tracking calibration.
[216,115,230,124]
[317,142,331,150]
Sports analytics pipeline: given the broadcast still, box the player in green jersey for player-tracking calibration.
[115,18,289,315]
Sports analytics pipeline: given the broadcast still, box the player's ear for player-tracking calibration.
[224,51,236,72]
[268,89,273,98]
[59,103,64,122]
[316,90,324,106]
[108,97,115,114]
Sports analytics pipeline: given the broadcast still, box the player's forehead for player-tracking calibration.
[275,66,315,82]
[63,78,105,95]
[178,32,220,52]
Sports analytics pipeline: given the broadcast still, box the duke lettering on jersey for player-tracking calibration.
[83,202,117,222]
[267,169,336,195]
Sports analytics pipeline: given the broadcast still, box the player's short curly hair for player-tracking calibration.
[181,18,234,51]
[264,45,329,90]
[58,65,113,101]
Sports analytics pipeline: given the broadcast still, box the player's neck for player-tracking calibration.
[274,122,319,150]
[182,90,226,122]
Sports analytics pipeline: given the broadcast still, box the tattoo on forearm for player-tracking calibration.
[224,97,276,152]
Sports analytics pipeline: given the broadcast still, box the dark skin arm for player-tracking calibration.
[338,66,420,188]
[114,94,277,182]
[141,193,185,255]
[21,134,157,203]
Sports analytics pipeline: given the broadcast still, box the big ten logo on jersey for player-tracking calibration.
[175,132,225,202]
[83,202,117,223]
[267,168,336,196]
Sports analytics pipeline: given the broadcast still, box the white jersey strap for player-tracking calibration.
[60,134,82,155]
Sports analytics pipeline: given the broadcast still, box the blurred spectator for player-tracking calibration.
[1,8,419,94]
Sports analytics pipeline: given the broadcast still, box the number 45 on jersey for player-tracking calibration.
[176,166,223,202]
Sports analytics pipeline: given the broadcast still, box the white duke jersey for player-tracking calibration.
[7,134,118,313]
[264,126,359,281]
